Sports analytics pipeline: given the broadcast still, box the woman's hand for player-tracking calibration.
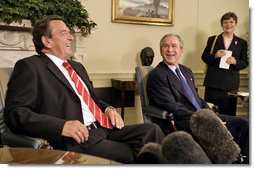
[215,50,226,58]
[226,56,237,65]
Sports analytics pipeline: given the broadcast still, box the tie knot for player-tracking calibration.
[175,67,180,73]
[175,67,181,76]
[63,61,71,69]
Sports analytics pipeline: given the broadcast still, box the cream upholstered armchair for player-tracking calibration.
[0,68,52,149]
[135,66,177,132]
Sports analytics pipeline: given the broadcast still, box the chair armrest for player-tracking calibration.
[1,131,53,149]
[206,102,214,109]
[142,105,169,120]
[207,102,219,113]
[143,105,177,131]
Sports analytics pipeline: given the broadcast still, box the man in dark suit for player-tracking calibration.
[4,15,165,164]
[147,33,249,157]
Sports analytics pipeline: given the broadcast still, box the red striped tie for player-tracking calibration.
[63,61,113,129]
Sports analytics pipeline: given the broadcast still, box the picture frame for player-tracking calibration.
[112,0,174,26]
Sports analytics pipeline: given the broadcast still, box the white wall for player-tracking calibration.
[80,0,249,75]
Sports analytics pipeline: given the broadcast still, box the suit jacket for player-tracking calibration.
[201,33,249,91]
[147,62,249,156]
[147,62,208,121]
[4,54,109,147]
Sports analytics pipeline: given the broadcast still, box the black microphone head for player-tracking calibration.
[161,131,211,164]
[136,142,166,164]
[190,109,241,164]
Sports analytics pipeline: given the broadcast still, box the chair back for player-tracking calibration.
[135,66,154,122]
[0,68,13,106]
[0,82,6,134]
[135,66,177,132]
[0,68,53,149]
[0,68,13,146]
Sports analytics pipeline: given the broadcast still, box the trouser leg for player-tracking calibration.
[205,87,237,116]
[108,123,165,158]
[84,123,165,163]
[219,114,249,156]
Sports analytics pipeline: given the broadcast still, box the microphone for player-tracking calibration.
[190,109,241,164]
[135,142,166,164]
[161,131,211,164]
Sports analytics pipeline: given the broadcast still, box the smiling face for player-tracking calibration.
[160,35,184,67]
[221,17,237,35]
[41,20,74,60]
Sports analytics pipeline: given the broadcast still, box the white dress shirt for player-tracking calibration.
[46,54,96,125]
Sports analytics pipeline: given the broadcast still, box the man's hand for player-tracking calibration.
[105,108,124,129]
[62,120,89,144]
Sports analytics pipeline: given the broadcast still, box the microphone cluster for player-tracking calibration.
[136,109,242,164]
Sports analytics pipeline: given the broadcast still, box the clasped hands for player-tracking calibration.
[61,108,124,144]
[215,50,236,65]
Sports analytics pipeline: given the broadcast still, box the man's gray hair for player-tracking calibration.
[159,33,184,48]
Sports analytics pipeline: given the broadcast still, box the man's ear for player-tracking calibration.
[180,48,184,57]
[41,36,51,48]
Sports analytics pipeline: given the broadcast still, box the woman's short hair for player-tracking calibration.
[220,12,238,25]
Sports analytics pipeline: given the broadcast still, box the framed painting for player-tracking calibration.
[112,0,174,26]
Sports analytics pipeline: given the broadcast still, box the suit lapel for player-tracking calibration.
[176,67,194,104]
[180,67,197,99]
[217,34,225,50]
[180,66,201,106]
[162,62,201,108]
[162,63,190,100]
[228,35,238,51]
[218,33,238,51]
[38,54,76,94]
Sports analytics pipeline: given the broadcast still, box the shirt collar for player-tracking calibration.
[163,61,179,72]
[45,53,66,68]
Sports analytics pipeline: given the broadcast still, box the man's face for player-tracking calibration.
[160,36,183,66]
[43,20,74,60]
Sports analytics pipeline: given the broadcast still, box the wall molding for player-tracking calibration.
[193,71,249,117]
[91,71,249,117]
[89,73,135,88]
[90,71,249,88]
[193,71,249,97]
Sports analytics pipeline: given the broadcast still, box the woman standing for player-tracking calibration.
[201,12,249,116]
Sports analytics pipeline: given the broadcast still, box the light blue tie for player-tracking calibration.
[175,67,201,110]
